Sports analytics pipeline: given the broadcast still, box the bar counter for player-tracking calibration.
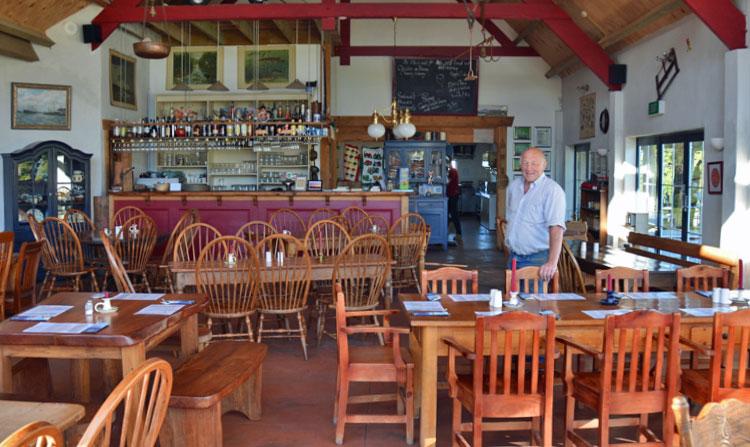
[109,191,411,235]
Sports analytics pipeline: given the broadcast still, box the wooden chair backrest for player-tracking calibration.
[196,236,259,318]
[307,208,339,227]
[474,312,556,401]
[388,213,427,272]
[40,217,84,272]
[78,358,172,447]
[333,234,390,310]
[350,215,389,237]
[64,208,95,236]
[235,221,276,246]
[255,234,311,312]
[390,212,426,236]
[601,310,680,396]
[563,220,588,241]
[0,232,13,320]
[496,218,509,257]
[100,230,135,293]
[111,206,145,231]
[0,421,63,447]
[672,397,750,447]
[159,209,199,266]
[12,240,45,313]
[595,267,649,293]
[172,223,222,264]
[269,208,306,239]
[558,241,587,294]
[116,214,158,272]
[27,215,54,271]
[708,309,750,401]
[334,284,351,366]
[421,267,478,295]
[304,220,351,259]
[504,266,560,293]
[676,265,729,293]
[340,206,369,230]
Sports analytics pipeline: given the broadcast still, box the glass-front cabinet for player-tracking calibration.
[3,141,92,247]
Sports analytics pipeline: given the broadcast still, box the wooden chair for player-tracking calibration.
[307,208,339,227]
[196,236,260,342]
[0,232,13,320]
[148,208,199,294]
[564,220,589,241]
[172,223,222,264]
[235,221,276,246]
[78,358,173,447]
[496,218,509,257]
[333,283,414,445]
[268,208,306,239]
[676,265,729,293]
[679,308,750,405]
[443,311,556,447]
[558,310,681,447]
[389,213,428,294]
[350,215,389,237]
[64,208,95,236]
[504,266,560,293]
[110,205,144,232]
[255,234,312,359]
[7,240,45,315]
[100,229,135,293]
[421,267,478,295]
[304,219,351,259]
[114,214,158,292]
[672,397,750,447]
[33,217,98,299]
[0,421,63,447]
[340,206,369,230]
[558,240,587,294]
[595,267,649,293]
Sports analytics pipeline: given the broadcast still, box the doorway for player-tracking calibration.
[572,143,590,219]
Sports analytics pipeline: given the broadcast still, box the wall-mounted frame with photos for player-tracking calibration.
[513,126,531,141]
[514,142,531,156]
[166,46,223,90]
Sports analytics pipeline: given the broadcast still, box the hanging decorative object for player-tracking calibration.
[170,23,192,91]
[464,11,478,81]
[247,20,269,91]
[286,20,305,89]
[207,22,229,91]
[133,0,170,59]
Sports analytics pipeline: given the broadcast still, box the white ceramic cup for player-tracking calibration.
[226,253,237,266]
[720,288,732,305]
[95,298,113,313]
[490,289,503,309]
[593,242,600,253]
[712,287,722,303]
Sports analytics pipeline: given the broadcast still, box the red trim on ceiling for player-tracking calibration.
[683,0,747,50]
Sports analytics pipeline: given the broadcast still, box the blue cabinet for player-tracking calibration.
[385,141,450,250]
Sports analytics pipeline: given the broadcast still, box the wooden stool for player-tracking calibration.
[159,341,267,447]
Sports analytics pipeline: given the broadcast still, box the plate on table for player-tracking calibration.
[26,208,44,222]
[96,306,119,314]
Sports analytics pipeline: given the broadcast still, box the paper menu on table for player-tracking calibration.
[624,292,678,300]
[11,305,74,321]
[448,294,491,302]
[134,304,185,316]
[403,301,447,313]
[111,293,165,301]
[581,309,632,319]
[524,293,585,301]
[23,322,109,334]
[680,307,737,317]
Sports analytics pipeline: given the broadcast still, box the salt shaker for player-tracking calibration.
[85,299,94,317]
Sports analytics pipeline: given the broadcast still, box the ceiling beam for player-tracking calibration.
[0,18,55,47]
[272,19,296,44]
[0,32,39,61]
[545,0,683,79]
[683,0,746,50]
[338,0,351,65]
[149,22,183,44]
[231,20,254,44]
[334,45,538,58]
[513,21,540,46]
[191,21,218,41]
[454,0,524,51]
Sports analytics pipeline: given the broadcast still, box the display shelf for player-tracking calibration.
[580,186,608,246]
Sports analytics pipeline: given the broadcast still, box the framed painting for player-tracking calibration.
[166,46,224,90]
[514,142,531,156]
[11,82,71,130]
[543,151,552,172]
[512,157,521,171]
[109,50,136,110]
[237,45,295,88]
[514,126,531,141]
[579,92,596,139]
[707,161,723,194]
[535,126,551,147]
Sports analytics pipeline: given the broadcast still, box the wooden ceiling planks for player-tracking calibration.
[0,0,92,33]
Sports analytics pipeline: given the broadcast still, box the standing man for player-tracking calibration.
[505,147,566,280]
[447,162,462,244]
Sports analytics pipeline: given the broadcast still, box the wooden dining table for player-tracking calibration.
[401,291,723,447]
[0,292,206,402]
[0,399,85,441]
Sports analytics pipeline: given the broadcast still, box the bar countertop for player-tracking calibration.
[109,190,414,197]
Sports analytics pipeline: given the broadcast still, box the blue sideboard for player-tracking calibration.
[384,141,450,250]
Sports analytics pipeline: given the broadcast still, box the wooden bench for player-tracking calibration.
[159,341,267,447]
[625,232,739,286]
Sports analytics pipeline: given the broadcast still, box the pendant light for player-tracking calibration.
[171,22,192,91]
[247,20,269,91]
[286,20,305,89]
[207,21,229,91]
[133,0,171,59]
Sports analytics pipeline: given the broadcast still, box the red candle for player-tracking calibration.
[740,259,744,289]
[511,257,517,293]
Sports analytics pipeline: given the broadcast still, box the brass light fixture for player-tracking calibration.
[207,21,229,91]
[133,0,170,59]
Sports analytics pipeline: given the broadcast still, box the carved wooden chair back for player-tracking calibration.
[307,208,339,227]
[350,215,389,237]
[0,421,63,447]
[672,397,750,447]
[27,215,52,270]
[39,217,84,273]
[172,223,222,264]
[64,208,95,236]
[340,206,369,230]
[116,214,158,274]
[421,267,478,295]
[390,212,426,236]
[111,206,145,232]
[388,213,427,292]
[505,266,560,294]
[77,358,173,447]
[304,219,351,259]
[10,240,45,314]
[564,220,589,241]
[676,265,729,293]
[269,208,306,239]
[558,241,587,294]
[236,221,276,246]
[595,267,649,293]
[333,234,390,310]
[0,232,13,320]
[101,230,135,294]
[159,208,199,267]
[255,234,312,313]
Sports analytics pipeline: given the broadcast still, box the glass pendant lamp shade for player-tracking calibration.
[398,122,416,139]
[367,122,386,140]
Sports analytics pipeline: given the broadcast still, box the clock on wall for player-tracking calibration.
[599,109,609,134]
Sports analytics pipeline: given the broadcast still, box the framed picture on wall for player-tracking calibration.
[543,151,552,172]
[166,46,223,90]
[514,142,531,156]
[11,82,71,130]
[109,50,137,110]
[237,45,295,88]
[579,93,596,139]
[513,126,531,141]
[707,161,723,194]
[535,126,551,147]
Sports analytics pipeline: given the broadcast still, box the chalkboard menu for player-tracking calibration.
[394,58,478,115]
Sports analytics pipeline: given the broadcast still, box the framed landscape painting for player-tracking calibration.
[166,46,223,90]
[238,45,295,88]
[513,126,531,141]
[110,50,137,110]
[11,82,71,130]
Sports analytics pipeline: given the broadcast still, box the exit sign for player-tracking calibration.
[648,100,665,116]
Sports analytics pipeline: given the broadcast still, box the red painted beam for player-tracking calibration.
[683,0,746,50]
[334,45,538,58]
[91,0,141,50]
[339,0,351,65]
[454,0,517,49]
[321,0,336,31]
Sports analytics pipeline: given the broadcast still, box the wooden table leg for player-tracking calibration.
[120,343,146,377]
[418,326,438,447]
[0,349,12,393]
[173,273,185,294]
[180,314,199,358]
[70,360,91,403]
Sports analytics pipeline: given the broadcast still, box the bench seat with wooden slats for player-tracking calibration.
[159,341,267,447]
